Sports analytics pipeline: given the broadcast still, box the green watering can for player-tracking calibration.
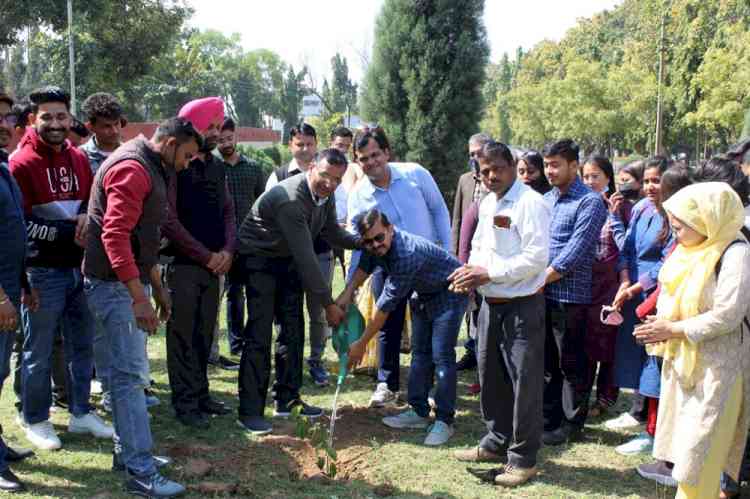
[331,303,366,385]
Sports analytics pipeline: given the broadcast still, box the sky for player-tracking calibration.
[187,0,622,83]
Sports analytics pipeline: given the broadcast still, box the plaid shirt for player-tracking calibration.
[363,229,467,319]
[544,177,607,304]
[223,154,266,230]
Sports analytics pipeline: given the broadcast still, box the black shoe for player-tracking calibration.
[5,447,34,463]
[113,452,172,472]
[176,412,210,429]
[542,424,581,446]
[237,416,273,435]
[209,355,240,371]
[199,399,231,416]
[456,352,477,371]
[0,468,25,493]
[274,399,323,419]
[637,460,677,487]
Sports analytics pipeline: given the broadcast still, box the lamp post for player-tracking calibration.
[67,0,76,115]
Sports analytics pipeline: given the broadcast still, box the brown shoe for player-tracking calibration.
[453,446,504,463]
[494,465,537,487]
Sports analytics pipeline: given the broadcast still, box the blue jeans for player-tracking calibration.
[84,277,156,477]
[21,268,93,424]
[408,303,464,425]
[0,297,18,472]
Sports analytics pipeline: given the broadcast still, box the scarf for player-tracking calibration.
[649,182,745,388]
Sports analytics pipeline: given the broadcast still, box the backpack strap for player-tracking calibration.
[715,239,750,334]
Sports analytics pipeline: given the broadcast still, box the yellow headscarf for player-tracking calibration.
[649,182,745,388]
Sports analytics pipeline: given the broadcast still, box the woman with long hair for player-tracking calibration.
[580,155,631,418]
[517,150,551,195]
[604,157,674,444]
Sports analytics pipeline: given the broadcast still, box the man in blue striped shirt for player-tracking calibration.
[540,139,607,446]
[347,128,451,407]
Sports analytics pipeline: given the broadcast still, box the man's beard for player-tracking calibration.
[219,146,235,158]
[200,138,217,154]
[40,127,67,146]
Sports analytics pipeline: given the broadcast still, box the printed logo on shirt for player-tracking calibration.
[46,166,80,196]
[26,221,58,241]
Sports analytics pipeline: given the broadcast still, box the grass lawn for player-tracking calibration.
[0,267,679,498]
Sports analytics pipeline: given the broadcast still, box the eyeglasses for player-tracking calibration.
[0,113,18,127]
[362,232,386,247]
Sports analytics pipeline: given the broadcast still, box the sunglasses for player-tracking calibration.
[0,113,18,127]
[362,232,386,247]
[600,305,624,326]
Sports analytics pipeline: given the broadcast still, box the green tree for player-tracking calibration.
[280,66,306,142]
[362,0,489,198]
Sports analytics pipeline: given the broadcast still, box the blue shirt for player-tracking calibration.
[361,229,467,319]
[616,198,673,294]
[544,177,607,304]
[347,163,452,278]
[0,164,26,305]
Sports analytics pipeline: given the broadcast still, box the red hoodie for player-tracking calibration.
[9,128,93,268]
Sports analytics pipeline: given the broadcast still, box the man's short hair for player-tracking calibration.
[221,117,236,133]
[478,140,515,166]
[331,126,353,141]
[29,86,71,113]
[70,118,89,138]
[290,122,317,140]
[81,92,123,124]
[356,208,392,235]
[11,99,32,129]
[0,92,14,108]
[316,148,348,168]
[469,132,492,147]
[542,139,580,163]
[354,126,390,156]
[154,117,204,148]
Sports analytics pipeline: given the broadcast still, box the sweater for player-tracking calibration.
[9,128,93,268]
[238,173,359,305]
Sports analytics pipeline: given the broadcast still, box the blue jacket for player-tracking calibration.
[0,162,26,304]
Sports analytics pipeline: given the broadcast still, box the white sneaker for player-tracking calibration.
[615,432,654,455]
[604,412,644,430]
[91,380,103,394]
[370,383,397,408]
[424,421,455,446]
[69,412,114,439]
[25,420,62,450]
[382,409,430,429]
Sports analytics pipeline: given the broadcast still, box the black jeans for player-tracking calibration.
[166,264,220,416]
[477,295,545,468]
[238,255,304,417]
[225,262,246,355]
[543,299,590,431]
[370,268,408,392]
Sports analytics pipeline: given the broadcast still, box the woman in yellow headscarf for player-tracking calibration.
[633,182,750,499]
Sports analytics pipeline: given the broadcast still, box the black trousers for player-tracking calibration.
[477,295,545,468]
[238,255,304,417]
[166,264,220,416]
[543,299,591,431]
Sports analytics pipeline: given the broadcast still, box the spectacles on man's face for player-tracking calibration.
[362,232,386,247]
[0,113,18,127]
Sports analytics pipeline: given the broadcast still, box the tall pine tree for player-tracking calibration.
[362,0,489,199]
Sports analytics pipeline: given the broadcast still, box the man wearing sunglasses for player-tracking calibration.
[337,208,466,446]
[448,141,551,487]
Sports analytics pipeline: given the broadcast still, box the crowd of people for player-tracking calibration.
[0,85,749,498]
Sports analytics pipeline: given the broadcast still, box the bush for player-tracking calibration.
[236,144,276,177]
[261,146,282,166]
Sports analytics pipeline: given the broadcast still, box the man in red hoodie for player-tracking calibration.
[9,86,113,451]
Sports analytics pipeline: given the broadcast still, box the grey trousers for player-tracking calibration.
[305,251,334,364]
[477,294,545,468]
